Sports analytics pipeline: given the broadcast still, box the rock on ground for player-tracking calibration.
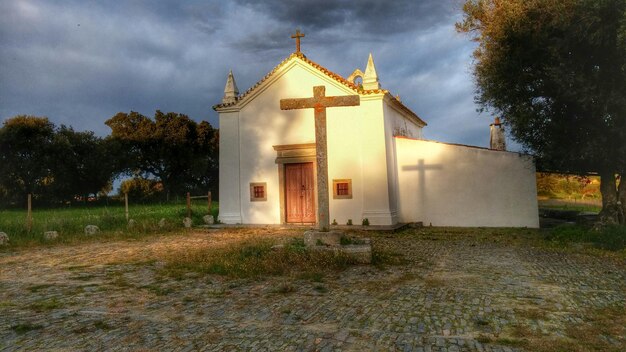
[128,219,137,229]
[84,225,100,236]
[0,232,8,245]
[183,217,193,228]
[203,215,214,225]
[43,231,59,241]
[158,218,167,228]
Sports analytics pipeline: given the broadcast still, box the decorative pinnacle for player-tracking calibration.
[222,70,239,104]
[363,53,380,90]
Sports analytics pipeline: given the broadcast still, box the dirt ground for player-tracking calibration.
[1,227,624,351]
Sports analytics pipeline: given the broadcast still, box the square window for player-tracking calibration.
[337,183,349,195]
[254,186,264,198]
[332,179,352,199]
[250,182,267,201]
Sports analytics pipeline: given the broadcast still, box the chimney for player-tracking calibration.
[489,117,506,151]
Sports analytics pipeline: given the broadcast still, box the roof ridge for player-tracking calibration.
[211,53,427,127]
[213,52,392,110]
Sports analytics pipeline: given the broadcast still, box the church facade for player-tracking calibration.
[214,50,539,228]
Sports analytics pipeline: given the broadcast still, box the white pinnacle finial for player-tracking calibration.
[363,53,380,90]
[222,70,239,104]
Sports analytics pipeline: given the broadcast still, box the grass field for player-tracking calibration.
[0,200,218,247]
[538,198,602,213]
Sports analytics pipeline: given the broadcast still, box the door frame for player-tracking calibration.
[273,143,318,225]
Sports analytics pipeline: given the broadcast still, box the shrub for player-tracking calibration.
[161,238,359,279]
[546,224,626,251]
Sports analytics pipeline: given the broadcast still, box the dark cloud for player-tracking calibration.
[0,0,500,150]
[235,0,454,35]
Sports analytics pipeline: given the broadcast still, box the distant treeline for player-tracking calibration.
[536,173,601,200]
[0,111,218,206]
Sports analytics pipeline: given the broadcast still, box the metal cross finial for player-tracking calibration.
[291,29,305,53]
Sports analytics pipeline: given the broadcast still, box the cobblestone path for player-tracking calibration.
[1,228,624,351]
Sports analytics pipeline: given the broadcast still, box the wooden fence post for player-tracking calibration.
[26,193,33,232]
[207,191,212,215]
[186,192,191,218]
[124,193,129,221]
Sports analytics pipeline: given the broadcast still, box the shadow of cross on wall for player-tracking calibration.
[402,159,443,216]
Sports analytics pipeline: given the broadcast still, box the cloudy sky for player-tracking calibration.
[0,0,507,148]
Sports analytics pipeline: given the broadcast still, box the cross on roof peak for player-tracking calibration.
[291,29,305,53]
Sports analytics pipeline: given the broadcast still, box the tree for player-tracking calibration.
[119,177,164,200]
[105,111,219,200]
[0,116,57,203]
[457,0,626,223]
[0,116,118,205]
[52,126,117,201]
[190,121,219,197]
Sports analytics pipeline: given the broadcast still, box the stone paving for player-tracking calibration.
[0,228,624,351]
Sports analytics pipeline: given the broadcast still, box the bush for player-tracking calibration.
[162,238,359,279]
[546,224,626,251]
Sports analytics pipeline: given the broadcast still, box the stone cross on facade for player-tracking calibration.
[280,86,360,231]
[291,29,305,53]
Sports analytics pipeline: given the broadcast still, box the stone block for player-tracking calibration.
[341,244,372,264]
[43,231,58,241]
[203,215,214,225]
[304,230,342,248]
[0,232,8,246]
[183,217,193,228]
[84,225,100,236]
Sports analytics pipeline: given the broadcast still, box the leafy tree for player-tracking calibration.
[0,116,57,202]
[190,121,219,197]
[106,111,219,200]
[0,116,118,205]
[457,0,626,223]
[52,126,117,201]
[119,177,164,200]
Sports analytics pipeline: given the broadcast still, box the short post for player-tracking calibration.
[26,193,33,232]
[124,193,129,221]
[207,191,212,215]
[186,192,191,218]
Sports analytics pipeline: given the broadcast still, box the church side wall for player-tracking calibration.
[378,101,425,225]
[394,137,539,227]
[218,111,242,223]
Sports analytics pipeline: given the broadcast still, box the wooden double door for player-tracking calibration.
[285,162,316,223]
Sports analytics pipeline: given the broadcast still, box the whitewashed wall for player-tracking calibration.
[394,137,539,227]
[219,59,396,225]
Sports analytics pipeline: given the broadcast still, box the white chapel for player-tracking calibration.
[214,38,539,228]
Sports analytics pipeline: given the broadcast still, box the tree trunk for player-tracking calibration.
[599,171,619,225]
[617,173,625,225]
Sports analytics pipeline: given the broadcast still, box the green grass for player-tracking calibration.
[0,200,219,247]
[545,224,626,251]
[29,298,63,312]
[538,199,601,213]
[161,237,367,279]
[11,323,43,334]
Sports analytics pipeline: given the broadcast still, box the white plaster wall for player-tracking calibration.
[233,60,369,224]
[375,101,425,225]
[218,111,242,223]
[358,96,398,225]
[395,137,539,227]
[385,102,423,139]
